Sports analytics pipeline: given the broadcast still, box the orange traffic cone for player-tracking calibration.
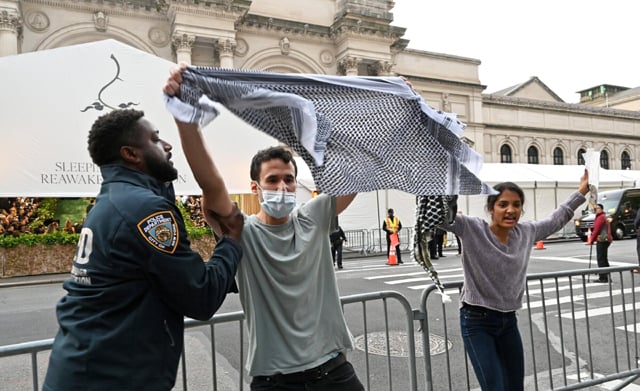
[586,228,592,245]
[535,240,545,250]
[387,233,399,265]
[387,246,398,265]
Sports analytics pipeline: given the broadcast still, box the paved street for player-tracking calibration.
[1,238,639,390]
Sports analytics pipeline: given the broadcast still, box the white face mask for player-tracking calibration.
[257,185,297,219]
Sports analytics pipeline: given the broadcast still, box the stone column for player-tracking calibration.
[0,10,22,57]
[374,60,394,76]
[172,33,195,64]
[338,56,360,76]
[216,39,236,69]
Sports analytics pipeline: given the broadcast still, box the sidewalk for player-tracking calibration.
[0,272,67,288]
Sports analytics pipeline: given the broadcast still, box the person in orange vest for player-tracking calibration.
[383,208,403,264]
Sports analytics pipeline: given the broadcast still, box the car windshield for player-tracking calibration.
[599,192,622,214]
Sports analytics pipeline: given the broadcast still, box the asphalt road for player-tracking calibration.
[1,238,639,390]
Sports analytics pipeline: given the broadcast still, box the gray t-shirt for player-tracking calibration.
[237,194,354,376]
[442,191,586,312]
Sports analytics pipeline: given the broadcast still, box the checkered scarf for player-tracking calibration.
[165,66,492,300]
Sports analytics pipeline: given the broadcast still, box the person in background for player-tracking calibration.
[435,227,446,258]
[164,65,365,391]
[382,208,403,264]
[440,169,589,391]
[634,208,640,273]
[330,225,347,269]
[44,109,244,391]
[589,203,612,282]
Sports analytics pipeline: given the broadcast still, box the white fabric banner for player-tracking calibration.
[0,39,276,197]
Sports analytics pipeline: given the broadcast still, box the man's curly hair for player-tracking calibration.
[87,109,145,165]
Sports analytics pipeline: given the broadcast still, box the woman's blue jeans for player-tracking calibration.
[460,304,524,391]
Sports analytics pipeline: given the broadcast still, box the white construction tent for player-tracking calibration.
[0,39,278,198]
[324,163,640,240]
[2,39,640,241]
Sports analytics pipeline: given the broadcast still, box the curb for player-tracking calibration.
[0,274,67,288]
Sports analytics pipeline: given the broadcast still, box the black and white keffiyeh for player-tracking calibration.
[165,66,493,300]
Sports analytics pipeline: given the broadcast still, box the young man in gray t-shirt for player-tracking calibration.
[165,65,364,390]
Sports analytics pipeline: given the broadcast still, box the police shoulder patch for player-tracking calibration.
[137,210,179,254]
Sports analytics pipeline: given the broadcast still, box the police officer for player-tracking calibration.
[44,109,243,390]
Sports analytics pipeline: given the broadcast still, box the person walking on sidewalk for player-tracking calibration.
[435,227,446,258]
[440,169,589,391]
[589,203,612,282]
[634,208,640,272]
[383,208,403,264]
[330,225,347,269]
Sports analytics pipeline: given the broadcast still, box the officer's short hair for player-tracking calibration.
[88,109,145,166]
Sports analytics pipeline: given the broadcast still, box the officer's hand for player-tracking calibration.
[214,203,243,242]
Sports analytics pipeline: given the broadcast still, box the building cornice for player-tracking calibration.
[486,123,640,140]
[482,94,640,120]
[405,74,483,91]
[236,13,331,40]
[330,15,405,44]
[400,47,481,65]
[21,0,168,21]
[166,0,250,22]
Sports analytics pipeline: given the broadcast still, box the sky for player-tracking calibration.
[391,0,640,103]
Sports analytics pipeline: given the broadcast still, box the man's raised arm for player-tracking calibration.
[163,64,234,227]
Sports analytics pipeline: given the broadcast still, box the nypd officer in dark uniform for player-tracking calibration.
[44,109,243,390]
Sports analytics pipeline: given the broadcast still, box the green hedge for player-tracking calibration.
[1,201,213,248]
[0,231,80,248]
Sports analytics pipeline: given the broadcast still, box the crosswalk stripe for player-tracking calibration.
[532,287,638,310]
[365,267,463,280]
[566,372,640,390]
[617,323,640,333]
[561,302,639,320]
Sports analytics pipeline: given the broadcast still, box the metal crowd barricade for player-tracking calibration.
[343,229,370,254]
[368,227,413,254]
[419,265,640,391]
[0,291,418,391]
[3,266,640,390]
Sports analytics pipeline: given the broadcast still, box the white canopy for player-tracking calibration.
[0,39,277,197]
[297,163,640,232]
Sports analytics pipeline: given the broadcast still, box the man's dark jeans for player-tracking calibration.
[250,356,364,391]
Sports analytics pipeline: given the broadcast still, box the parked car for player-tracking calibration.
[574,188,640,241]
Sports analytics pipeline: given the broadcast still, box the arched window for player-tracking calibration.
[621,151,631,170]
[600,150,609,169]
[577,148,586,165]
[500,144,512,163]
[553,147,564,165]
[527,146,539,164]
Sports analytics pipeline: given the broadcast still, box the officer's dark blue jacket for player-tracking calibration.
[44,165,242,390]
